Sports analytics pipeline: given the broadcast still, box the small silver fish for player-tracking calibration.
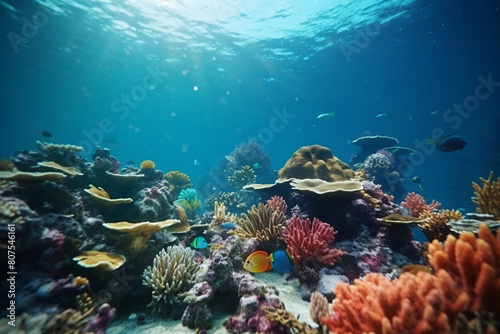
[194,159,200,166]
[316,112,334,121]
[375,113,387,119]
[430,110,439,115]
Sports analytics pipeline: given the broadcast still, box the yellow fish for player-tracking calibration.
[243,250,272,273]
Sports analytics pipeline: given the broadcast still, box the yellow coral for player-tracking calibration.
[140,160,155,169]
[472,171,500,219]
[165,171,192,196]
[263,306,320,334]
[209,201,239,229]
[228,165,256,189]
[231,203,285,242]
[419,209,462,242]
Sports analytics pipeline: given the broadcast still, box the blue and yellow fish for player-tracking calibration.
[191,236,209,249]
[243,250,294,274]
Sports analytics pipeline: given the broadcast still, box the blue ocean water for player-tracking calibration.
[1,0,499,211]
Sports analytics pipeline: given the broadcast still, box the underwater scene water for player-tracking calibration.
[1,0,500,333]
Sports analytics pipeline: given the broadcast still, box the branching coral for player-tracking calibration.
[283,216,345,266]
[205,191,248,212]
[320,224,500,333]
[142,245,200,314]
[262,306,320,334]
[309,291,329,325]
[401,192,441,217]
[174,188,201,217]
[419,209,462,242]
[231,203,285,242]
[267,195,287,215]
[228,165,256,189]
[472,171,500,219]
[209,201,240,229]
[428,223,500,318]
[165,171,192,197]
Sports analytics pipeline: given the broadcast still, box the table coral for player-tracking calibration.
[283,216,345,266]
[401,192,441,217]
[142,245,200,314]
[278,145,355,182]
[472,171,500,219]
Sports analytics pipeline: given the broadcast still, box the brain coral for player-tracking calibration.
[278,145,354,182]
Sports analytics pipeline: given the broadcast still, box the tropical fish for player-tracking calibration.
[375,113,387,119]
[409,176,424,193]
[252,163,261,170]
[194,159,201,166]
[430,110,439,115]
[316,112,334,121]
[428,134,467,152]
[40,130,53,138]
[191,236,209,249]
[243,250,272,273]
[127,161,135,165]
[103,138,118,147]
[269,250,294,274]
[220,222,236,230]
[225,155,236,164]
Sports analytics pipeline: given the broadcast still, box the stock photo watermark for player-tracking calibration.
[7,4,55,54]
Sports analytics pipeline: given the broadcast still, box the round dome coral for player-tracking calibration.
[277,145,354,182]
[140,160,155,169]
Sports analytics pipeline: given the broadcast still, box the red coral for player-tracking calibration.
[283,216,345,266]
[401,192,441,217]
[267,195,287,215]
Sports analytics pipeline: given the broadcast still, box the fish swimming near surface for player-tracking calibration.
[375,113,387,119]
[243,250,272,273]
[316,112,334,121]
[269,250,294,274]
[40,130,53,138]
[428,134,467,152]
[191,236,209,249]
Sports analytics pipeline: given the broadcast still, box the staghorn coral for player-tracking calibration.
[174,188,201,217]
[401,192,441,217]
[166,170,192,197]
[278,145,354,182]
[473,171,500,219]
[209,201,240,229]
[228,165,256,189]
[140,160,155,169]
[142,245,200,314]
[428,223,500,318]
[419,209,462,242]
[283,216,345,266]
[267,195,287,215]
[232,203,285,242]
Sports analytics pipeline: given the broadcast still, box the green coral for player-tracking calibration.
[228,165,256,189]
[142,245,200,314]
[174,189,201,218]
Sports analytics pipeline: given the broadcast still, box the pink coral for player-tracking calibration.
[267,196,287,215]
[283,216,345,266]
[401,192,441,217]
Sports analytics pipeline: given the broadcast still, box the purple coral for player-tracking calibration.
[91,147,120,174]
[83,303,115,334]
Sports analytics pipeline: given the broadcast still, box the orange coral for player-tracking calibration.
[428,223,500,317]
[321,223,500,333]
[472,171,500,219]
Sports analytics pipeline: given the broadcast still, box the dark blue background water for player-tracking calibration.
[1,0,499,211]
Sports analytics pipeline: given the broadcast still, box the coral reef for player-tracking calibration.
[228,165,256,189]
[401,192,441,217]
[226,138,272,172]
[419,209,462,242]
[283,216,345,266]
[267,195,287,215]
[262,306,319,334]
[0,158,14,171]
[142,245,200,313]
[473,171,500,219]
[205,190,253,213]
[91,146,120,174]
[73,250,126,271]
[129,179,175,221]
[231,203,286,242]
[278,145,354,182]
